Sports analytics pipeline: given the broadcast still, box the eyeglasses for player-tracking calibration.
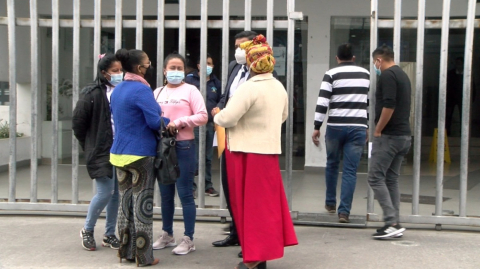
[140,61,151,68]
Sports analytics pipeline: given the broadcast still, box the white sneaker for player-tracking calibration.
[172,236,195,255]
[152,231,177,250]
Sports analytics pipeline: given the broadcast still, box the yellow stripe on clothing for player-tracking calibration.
[110,153,145,167]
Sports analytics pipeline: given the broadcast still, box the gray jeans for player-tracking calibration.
[368,134,411,225]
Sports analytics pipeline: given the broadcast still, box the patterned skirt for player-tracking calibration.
[115,157,155,265]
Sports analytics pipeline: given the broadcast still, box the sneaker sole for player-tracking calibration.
[172,246,196,255]
[206,193,219,197]
[79,230,96,251]
[339,218,350,223]
[376,233,404,239]
[102,243,119,250]
[153,242,177,250]
[373,228,406,239]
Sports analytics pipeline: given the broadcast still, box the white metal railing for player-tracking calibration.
[0,0,300,219]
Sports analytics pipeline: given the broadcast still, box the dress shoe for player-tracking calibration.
[212,235,239,247]
[238,251,242,258]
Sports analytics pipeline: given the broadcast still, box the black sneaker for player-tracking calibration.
[373,224,406,239]
[376,227,403,238]
[205,188,220,197]
[80,228,96,251]
[102,235,120,249]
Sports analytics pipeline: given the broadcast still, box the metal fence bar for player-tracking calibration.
[266,0,274,45]
[377,18,480,29]
[218,0,230,210]
[197,0,208,209]
[393,0,401,61]
[412,0,425,215]
[93,0,101,77]
[156,0,165,88]
[7,0,17,203]
[92,0,102,197]
[178,0,186,56]
[72,0,80,204]
[136,0,143,49]
[29,0,39,203]
[244,0,252,31]
[459,0,476,218]
[435,0,451,217]
[284,0,295,209]
[0,18,290,30]
[115,0,122,52]
[51,0,59,204]
[367,0,378,214]
[154,0,165,207]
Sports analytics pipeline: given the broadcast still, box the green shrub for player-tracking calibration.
[0,119,24,139]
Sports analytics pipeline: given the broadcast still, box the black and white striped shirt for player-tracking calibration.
[314,62,370,130]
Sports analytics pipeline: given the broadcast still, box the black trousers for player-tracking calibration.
[221,152,238,239]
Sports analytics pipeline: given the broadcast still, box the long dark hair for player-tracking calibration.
[95,53,119,86]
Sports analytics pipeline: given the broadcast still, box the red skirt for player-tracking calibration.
[225,148,298,263]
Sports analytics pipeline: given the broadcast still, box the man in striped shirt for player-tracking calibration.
[311,43,369,223]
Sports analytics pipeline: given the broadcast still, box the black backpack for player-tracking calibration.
[154,117,180,185]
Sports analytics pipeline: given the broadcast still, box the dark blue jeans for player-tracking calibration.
[325,126,366,215]
[193,122,214,191]
[159,139,196,240]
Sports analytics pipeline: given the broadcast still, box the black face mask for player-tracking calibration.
[144,65,155,80]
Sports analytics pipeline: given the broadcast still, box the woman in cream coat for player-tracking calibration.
[213,35,298,269]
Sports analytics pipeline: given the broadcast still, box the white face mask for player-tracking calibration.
[235,47,247,65]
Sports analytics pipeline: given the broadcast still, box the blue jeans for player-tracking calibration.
[193,122,215,191]
[84,167,119,235]
[159,139,196,240]
[325,126,366,215]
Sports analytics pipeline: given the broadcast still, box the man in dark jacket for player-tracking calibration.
[210,30,258,258]
[185,53,222,197]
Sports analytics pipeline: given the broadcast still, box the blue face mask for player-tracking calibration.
[206,66,213,76]
[108,72,123,86]
[373,61,381,76]
[166,70,185,85]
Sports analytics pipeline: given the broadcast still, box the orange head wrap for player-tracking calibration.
[240,34,276,74]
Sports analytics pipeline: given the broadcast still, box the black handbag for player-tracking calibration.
[154,110,180,185]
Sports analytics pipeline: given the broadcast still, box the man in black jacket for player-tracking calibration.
[185,53,222,197]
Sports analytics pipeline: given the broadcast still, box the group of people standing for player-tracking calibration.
[73,31,297,268]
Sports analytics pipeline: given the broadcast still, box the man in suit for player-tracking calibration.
[211,30,258,257]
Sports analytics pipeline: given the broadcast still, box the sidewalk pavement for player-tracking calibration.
[1,215,480,269]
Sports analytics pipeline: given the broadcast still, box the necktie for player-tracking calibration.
[239,65,248,81]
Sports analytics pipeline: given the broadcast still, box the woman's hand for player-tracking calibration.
[166,122,178,135]
[211,107,221,117]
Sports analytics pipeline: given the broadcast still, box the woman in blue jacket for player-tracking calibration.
[110,48,162,266]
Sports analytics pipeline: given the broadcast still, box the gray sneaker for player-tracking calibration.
[172,236,196,255]
[152,231,177,250]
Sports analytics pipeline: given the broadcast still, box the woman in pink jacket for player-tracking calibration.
[152,53,208,255]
